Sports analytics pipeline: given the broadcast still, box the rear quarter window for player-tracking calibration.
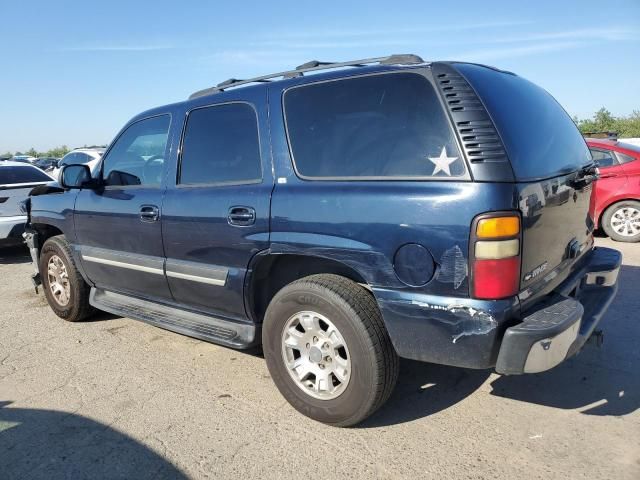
[456,63,591,181]
[284,72,465,179]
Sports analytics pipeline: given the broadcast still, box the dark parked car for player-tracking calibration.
[0,162,53,245]
[34,157,60,170]
[23,55,620,426]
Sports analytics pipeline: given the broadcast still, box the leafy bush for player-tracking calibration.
[574,108,640,138]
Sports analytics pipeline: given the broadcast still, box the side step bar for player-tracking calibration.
[90,288,259,349]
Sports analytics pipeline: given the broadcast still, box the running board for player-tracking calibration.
[90,288,259,349]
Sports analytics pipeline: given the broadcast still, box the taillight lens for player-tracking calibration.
[471,213,521,300]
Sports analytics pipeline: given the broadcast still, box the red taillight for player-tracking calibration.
[470,213,521,300]
[472,257,520,299]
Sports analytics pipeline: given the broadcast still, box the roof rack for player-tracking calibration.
[189,54,425,99]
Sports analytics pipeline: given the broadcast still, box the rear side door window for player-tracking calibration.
[283,72,465,179]
[590,148,618,168]
[178,103,262,186]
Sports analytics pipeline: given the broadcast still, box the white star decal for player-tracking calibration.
[428,147,458,176]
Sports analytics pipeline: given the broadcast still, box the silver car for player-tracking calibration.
[0,162,53,245]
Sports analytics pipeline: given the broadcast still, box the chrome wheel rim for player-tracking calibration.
[611,206,640,237]
[47,255,70,306]
[281,311,351,400]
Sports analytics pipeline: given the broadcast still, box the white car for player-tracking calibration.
[0,162,54,245]
[52,148,105,180]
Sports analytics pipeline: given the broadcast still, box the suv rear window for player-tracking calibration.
[284,72,465,179]
[456,63,591,181]
[0,166,51,185]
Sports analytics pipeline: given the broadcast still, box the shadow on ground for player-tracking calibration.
[0,244,30,265]
[490,264,640,416]
[364,264,640,426]
[0,401,186,480]
[361,361,490,427]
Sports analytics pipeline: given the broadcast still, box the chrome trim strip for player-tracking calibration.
[165,258,228,287]
[165,270,226,286]
[0,215,27,223]
[78,245,229,286]
[81,255,164,275]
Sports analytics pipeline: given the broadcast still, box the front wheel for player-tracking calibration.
[602,200,640,242]
[39,235,94,322]
[262,274,399,427]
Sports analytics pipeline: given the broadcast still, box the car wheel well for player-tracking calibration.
[32,224,64,254]
[247,254,369,323]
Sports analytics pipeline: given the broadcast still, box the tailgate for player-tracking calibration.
[518,173,594,296]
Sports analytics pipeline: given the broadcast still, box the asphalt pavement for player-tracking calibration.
[0,237,638,479]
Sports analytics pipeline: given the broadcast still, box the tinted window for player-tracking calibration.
[616,151,637,164]
[60,153,80,166]
[284,73,464,179]
[0,166,51,184]
[179,103,262,185]
[590,148,617,168]
[457,64,591,181]
[103,115,170,187]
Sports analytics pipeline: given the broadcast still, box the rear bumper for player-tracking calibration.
[374,246,620,371]
[0,215,27,242]
[495,247,621,374]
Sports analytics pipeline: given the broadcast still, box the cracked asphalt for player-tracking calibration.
[1,237,639,479]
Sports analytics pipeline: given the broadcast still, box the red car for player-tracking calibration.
[587,138,640,242]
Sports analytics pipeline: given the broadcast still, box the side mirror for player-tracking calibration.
[60,164,93,189]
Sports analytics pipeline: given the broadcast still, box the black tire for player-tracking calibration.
[39,235,94,322]
[262,274,399,427]
[602,200,640,242]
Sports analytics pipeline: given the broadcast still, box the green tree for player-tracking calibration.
[45,145,70,158]
[576,108,640,137]
[26,148,38,157]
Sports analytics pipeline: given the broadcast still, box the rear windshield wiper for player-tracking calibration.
[569,163,599,188]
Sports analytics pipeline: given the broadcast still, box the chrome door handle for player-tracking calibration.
[139,205,160,222]
[228,206,256,226]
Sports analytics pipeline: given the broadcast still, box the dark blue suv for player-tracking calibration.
[23,54,621,426]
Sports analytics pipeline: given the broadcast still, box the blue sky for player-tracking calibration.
[1,0,639,152]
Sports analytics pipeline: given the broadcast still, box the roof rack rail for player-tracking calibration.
[189,53,425,99]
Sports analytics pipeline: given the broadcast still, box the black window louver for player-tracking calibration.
[431,63,513,182]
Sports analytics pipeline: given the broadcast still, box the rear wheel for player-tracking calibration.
[602,201,640,242]
[262,274,399,427]
[39,235,94,322]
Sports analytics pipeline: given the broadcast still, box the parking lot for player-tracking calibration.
[0,237,638,479]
